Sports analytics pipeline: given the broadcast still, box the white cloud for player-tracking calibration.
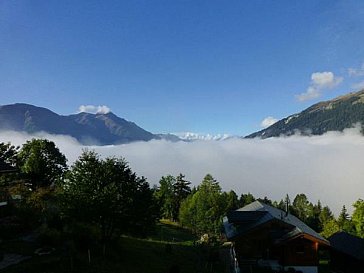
[296,86,320,102]
[78,105,111,114]
[296,72,343,102]
[348,63,364,77]
[311,72,342,88]
[1,127,364,215]
[261,117,278,128]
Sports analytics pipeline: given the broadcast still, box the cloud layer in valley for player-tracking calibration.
[1,128,364,215]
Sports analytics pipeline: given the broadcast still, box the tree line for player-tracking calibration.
[0,139,157,256]
[154,174,364,240]
[1,138,363,251]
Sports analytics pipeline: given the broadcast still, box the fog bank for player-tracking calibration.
[1,128,364,215]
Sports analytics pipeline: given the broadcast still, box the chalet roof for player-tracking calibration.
[227,210,267,223]
[224,200,329,246]
[0,159,16,173]
[329,232,364,261]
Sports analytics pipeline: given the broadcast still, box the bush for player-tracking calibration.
[39,227,62,247]
[69,222,100,250]
[0,216,24,239]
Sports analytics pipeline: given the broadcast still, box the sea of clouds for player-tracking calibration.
[1,128,364,215]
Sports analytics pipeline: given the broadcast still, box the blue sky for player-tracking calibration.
[1,0,364,135]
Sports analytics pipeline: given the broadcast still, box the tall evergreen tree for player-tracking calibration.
[337,205,349,228]
[292,193,310,221]
[179,174,224,236]
[337,205,355,234]
[319,206,334,226]
[306,201,322,231]
[172,173,191,220]
[239,193,255,207]
[275,198,286,211]
[223,190,239,212]
[154,175,175,219]
[259,196,272,205]
[174,173,191,199]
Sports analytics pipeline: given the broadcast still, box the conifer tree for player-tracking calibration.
[172,173,191,221]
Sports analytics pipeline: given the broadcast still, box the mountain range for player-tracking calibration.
[247,89,364,138]
[174,132,232,141]
[0,103,157,145]
[1,89,364,145]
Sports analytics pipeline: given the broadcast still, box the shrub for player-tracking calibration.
[39,227,62,247]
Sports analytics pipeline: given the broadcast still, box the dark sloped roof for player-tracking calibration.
[227,210,267,223]
[0,159,16,173]
[224,200,329,245]
[329,232,364,261]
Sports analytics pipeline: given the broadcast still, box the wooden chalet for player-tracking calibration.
[329,231,364,273]
[223,201,330,273]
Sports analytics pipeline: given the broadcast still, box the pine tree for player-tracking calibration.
[239,193,255,207]
[292,193,310,221]
[307,201,322,231]
[172,173,191,221]
[337,205,349,228]
[154,175,175,219]
[337,205,355,234]
[319,206,334,226]
[179,174,224,236]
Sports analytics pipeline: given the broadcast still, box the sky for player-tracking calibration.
[2,1,364,214]
[1,0,364,135]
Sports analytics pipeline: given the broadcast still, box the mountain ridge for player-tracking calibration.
[0,103,158,145]
[246,89,364,138]
[2,89,364,144]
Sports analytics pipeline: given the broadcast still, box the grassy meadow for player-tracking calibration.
[1,220,229,273]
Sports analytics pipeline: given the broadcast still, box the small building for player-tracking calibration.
[0,159,17,217]
[0,160,16,175]
[223,200,330,273]
[329,231,364,272]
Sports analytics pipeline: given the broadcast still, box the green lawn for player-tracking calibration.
[1,221,229,273]
[149,219,197,243]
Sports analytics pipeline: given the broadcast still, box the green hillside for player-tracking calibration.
[1,220,229,273]
[247,90,364,138]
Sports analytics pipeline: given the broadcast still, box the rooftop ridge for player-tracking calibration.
[234,200,329,244]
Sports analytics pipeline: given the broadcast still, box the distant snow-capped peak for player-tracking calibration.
[174,132,232,141]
